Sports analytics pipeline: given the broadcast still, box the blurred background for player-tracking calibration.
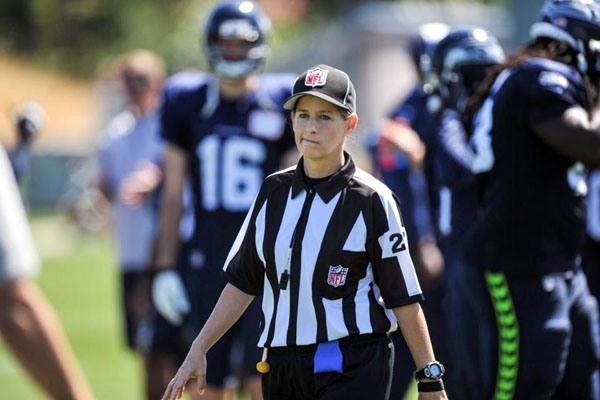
[0,0,542,398]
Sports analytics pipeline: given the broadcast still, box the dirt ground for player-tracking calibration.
[0,55,101,152]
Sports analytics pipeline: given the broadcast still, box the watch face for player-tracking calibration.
[428,364,442,377]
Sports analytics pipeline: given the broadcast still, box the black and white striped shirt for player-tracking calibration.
[223,153,423,347]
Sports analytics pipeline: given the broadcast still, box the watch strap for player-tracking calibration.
[417,380,445,393]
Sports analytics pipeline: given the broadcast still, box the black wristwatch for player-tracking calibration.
[414,361,445,381]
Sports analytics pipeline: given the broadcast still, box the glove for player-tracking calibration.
[152,270,191,326]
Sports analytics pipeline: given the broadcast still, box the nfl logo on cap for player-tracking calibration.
[305,67,328,87]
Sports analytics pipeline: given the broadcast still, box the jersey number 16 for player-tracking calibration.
[198,135,266,212]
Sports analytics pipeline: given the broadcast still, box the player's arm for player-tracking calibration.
[162,283,254,400]
[531,105,600,167]
[379,117,426,169]
[154,143,187,270]
[151,142,191,325]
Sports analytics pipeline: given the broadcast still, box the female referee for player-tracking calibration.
[162,64,447,400]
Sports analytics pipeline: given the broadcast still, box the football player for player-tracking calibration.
[97,49,167,400]
[466,0,600,397]
[151,1,297,399]
[429,25,505,400]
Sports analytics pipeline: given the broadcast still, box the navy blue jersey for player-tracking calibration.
[389,86,440,148]
[160,71,296,271]
[471,58,589,278]
[372,85,439,243]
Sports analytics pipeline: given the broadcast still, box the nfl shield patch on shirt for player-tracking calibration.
[327,265,348,287]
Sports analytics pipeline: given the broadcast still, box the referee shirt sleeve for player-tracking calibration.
[223,191,267,296]
[371,191,424,308]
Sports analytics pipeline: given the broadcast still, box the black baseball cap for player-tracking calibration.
[283,64,356,113]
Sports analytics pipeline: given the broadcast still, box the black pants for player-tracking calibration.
[262,334,394,400]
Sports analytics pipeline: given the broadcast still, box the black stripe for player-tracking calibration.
[287,189,316,346]
[342,295,359,336]
[263,186,289,347]
[368,283,392,333]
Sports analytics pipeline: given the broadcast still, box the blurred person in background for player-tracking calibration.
[367,22,448,399]
[428,25,505,399]
[466,0,600,397]
[0,139,95,398]
[96,49,169,400]
[7,100,44,183]
[150,1,297,399]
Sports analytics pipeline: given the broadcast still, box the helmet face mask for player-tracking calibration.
[204,1,271,79]
[588,38,600,81]
[530,0,600,83]
[432,27,505,112]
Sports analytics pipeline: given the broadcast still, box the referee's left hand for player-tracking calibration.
[161,349,207,400]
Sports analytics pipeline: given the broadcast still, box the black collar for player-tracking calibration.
[291,151,355,203]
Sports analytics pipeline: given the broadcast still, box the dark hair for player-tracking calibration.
[466,37,595,117]
[338,107,352,120]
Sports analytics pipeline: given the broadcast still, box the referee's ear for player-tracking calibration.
[346,113,359,134]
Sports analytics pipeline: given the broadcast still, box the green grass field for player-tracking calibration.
[0,213,418,400]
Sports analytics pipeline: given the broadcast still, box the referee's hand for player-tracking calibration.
[162,348,208,400]
[418,392,448,399]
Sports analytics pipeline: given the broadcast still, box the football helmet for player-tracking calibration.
[409,22,451,91]
[530,0,600,83]
[204,1,271,79]
[432,26,505,112]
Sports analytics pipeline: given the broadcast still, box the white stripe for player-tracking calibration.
[266,164,296,180]
[343,211,366,252]
[272,288,290,346]
[255,201,272,347]
[322,297,349,340]
[255,202,267,268]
